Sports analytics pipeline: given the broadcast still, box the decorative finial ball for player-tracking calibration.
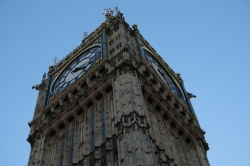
[101,22,106,28]
[132,24,138,29]
[49,65,54,70]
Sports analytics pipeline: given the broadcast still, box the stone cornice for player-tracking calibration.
[139,77,206,143]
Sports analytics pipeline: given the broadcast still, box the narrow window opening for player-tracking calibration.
[87,101,93,107]
[68,116,74,123]
[90,75,96,81]
[55,103,60,109]
[105,85,112,93]
[163,113,169,120]
[60,136,66,166]
[102,108,106,143]
[92,115,95,151]
[77,108,84,115]
[70,130,75,166]
[155,105,161,112]
[96,93,103,100]
[72,89,79,95]
[58,123,65,130]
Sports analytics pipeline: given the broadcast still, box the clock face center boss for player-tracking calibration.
[51,45,101,94]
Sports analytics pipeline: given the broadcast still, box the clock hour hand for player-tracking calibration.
[71,66,86,73]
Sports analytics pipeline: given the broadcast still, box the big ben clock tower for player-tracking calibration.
[27,8,210,166]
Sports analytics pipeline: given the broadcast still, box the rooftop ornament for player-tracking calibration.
[52,57,58,66]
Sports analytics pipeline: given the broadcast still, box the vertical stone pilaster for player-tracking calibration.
[195,141,210,166]
[112,69,155,165]
[101,23,107,60]
[132,24,145,60]
[44,74,53,106]
[37,133,46,166]
[178,73,197,117]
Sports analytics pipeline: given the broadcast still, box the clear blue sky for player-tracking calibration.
[0,1,249,165]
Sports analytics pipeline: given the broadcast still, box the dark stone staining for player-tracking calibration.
[96,93,103,100]
[63,96,70,106]
[178,129,184,136]
[72,89,79,95]
[141,88,145,95]
[63,96,69,102]
[155,105,161,112]
[77,108,84,115]
[90,75,97,81]
[49,130,56,137]
[99,67,107,76]
[163,113,169,120]
[180,111,186,116]
[74,100,79,106]
[170,121,177,128]
[81,82,88,90]
[167,95,172,101]
[188,119,193,124]
[58,123,65,130]
[87,101,93,107]
[151,78,157,84]
[147,97,154,104]
[105,85,112,93]
[174,103,179,109]
[143,70,150,76]
[68,116,74,123]
[185,137,192,144]
[159,87,165,92]
[46,111,51,116]
[55,103,60,109]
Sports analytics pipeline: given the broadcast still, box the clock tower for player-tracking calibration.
[28,8,210,166]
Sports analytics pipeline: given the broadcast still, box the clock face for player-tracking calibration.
[143,49,185,101]
[51,46,101,94]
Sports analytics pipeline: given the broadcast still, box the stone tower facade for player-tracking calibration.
[27,8,210,166]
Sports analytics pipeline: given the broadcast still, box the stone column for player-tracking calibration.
[132,24,145,60]
[101,23,108,60]
[112,69,155,165]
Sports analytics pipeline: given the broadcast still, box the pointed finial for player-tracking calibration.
[42,73,46,81]
[103,8,114,20]
[52,57,58,65]
[115,6,120,15]
[110,10,114,16]
[103,8,110,19]
[84,31,88,38]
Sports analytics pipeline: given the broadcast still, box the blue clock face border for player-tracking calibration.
[143,48,185,101]
[51,45,101,94]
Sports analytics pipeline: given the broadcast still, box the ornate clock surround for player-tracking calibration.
[50,45,102,94]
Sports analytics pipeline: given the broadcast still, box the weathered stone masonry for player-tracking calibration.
[27,8,209,166]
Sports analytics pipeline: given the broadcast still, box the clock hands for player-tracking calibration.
[71,66,86,73]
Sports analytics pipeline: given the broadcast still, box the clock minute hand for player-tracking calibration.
[71,66,86,73]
